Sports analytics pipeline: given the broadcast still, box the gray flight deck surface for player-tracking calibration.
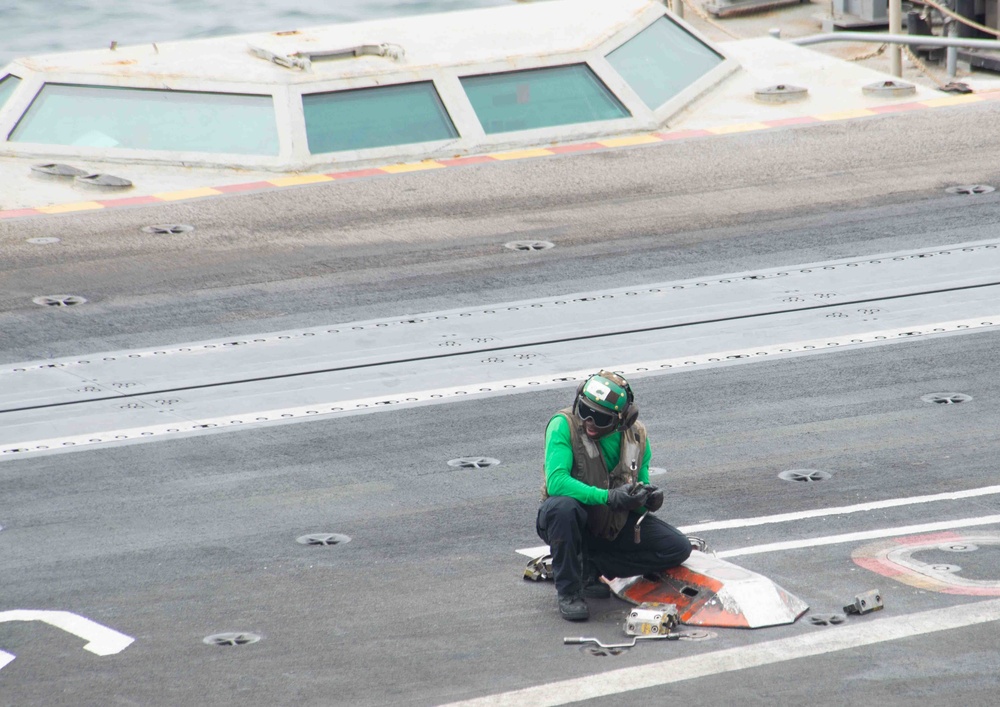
[3,241,1000,454]
[2,101,1000,705]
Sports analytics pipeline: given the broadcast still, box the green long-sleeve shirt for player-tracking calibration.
[544,414,652,505]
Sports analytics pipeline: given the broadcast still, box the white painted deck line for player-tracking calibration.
[0,610,134,656]
[684,484,1000,533]
[440,598,1000,706]
[717,514,1000,558]
[516,484,1000,558]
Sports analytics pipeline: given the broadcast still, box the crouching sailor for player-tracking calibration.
[535,370,691,621]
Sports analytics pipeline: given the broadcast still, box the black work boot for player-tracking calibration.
[557,591,589,621]
[582,562,611,599]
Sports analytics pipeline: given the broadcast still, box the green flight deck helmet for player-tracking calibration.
[574,370,638,432]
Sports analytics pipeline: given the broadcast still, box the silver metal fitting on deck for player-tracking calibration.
[626,602,680,636]
[844,589,884,615]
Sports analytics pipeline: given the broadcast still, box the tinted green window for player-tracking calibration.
[607,16,723,110]
[10,84,278,155]
[0,75,21,111]
[303,82,457,154]
[461,65,629,135]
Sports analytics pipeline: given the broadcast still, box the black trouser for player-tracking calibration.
[535,495,692,596]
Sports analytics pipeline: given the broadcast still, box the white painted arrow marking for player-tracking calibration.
[0,610,134,670]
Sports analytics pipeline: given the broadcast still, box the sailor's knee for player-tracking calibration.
[651,529,692,568]
[666,535,692,566]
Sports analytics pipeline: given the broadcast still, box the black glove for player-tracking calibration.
[607,483,650,512]
[644,485,664,512]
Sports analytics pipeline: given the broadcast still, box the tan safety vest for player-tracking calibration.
[542,407,648,541]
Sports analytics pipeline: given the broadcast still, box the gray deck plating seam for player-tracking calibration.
[1,295,997,457]
[4,239,999,410]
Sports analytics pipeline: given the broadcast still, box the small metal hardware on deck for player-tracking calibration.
[523,554,553,581]
[626,602,680,636]
[844,589,884,615]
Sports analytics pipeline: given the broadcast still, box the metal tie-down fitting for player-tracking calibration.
[564,602,686,649]
[626,602,680,636]
[844,589,884,615]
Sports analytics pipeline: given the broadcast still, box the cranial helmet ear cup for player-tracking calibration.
[619,402,639,431]
[573,380,586,412]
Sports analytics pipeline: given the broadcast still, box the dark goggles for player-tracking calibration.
[576,398,616,428]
